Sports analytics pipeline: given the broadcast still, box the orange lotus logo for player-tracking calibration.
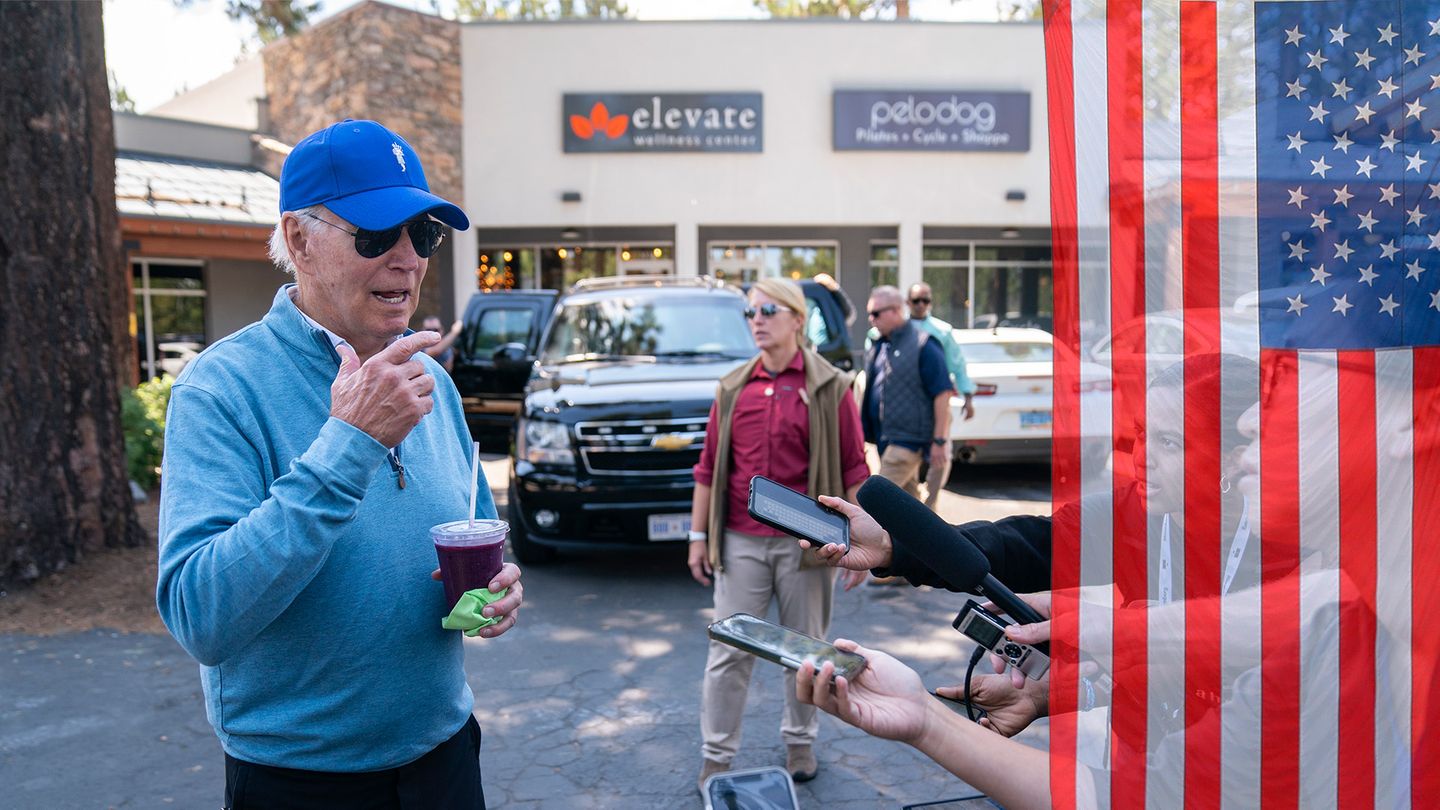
[570,102,628,140]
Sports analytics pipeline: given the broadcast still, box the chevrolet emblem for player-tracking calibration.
[651,434,691,451]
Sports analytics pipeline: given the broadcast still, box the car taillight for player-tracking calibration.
[974,383,998,396]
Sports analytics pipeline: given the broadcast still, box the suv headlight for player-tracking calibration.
[518,418,574,466]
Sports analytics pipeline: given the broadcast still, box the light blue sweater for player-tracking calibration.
[157,285,498,772]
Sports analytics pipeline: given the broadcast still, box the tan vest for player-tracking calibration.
[704,346,856,572]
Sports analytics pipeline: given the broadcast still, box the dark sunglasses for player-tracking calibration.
[909,297,932,305]
[305,213,445,259]
[867,305,898,319]
[744,303,785,320]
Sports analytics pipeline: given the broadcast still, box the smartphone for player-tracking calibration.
[746,475,850,550]
[707,612,867,680]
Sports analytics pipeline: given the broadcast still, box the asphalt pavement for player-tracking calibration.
[1,456,1051,809]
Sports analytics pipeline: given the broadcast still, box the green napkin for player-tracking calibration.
[441,588,509,636]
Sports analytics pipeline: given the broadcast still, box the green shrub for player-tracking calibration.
[121,374,173,489]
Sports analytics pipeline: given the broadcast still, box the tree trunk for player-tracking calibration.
[0,1,143,591]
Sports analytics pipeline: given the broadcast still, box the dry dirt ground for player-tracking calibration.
[0,493,166,635]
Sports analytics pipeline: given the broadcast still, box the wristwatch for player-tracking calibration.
[932,437,948,446]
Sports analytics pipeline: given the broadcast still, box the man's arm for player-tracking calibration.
[919,338,955,468]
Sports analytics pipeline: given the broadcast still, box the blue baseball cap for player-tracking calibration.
[278,119,470,231]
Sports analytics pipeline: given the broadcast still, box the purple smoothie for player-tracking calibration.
[432,519,508,610]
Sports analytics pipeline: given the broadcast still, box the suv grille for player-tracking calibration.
[575,417,708,477]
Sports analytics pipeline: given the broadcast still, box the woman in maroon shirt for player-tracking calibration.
[687,278,869,792]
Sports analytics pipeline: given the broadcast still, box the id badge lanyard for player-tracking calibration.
[1158,496,1251,606]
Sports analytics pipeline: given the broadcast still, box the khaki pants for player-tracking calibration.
[878,444,924,500]
[700,530,836,763]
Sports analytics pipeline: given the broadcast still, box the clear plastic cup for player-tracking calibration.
[432,519,508,610]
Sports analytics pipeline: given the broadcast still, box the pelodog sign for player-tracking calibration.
[563,93,763,153]
[832,90,1030,152]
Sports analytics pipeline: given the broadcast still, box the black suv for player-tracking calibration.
[500,276,854,563]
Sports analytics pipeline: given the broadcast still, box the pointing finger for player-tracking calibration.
[376,331,441,364]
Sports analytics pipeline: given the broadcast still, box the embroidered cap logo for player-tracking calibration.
[391,142,406,172]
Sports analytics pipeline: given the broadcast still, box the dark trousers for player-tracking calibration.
[223,715,485,810]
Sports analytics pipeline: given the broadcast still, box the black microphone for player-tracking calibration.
[857,476,1049,652]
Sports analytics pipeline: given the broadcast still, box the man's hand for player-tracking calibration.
[331,332,441,448]
[962,394,976,421]
[687,540,713,586]
[428,562,523,638]
[803,496,893,572]
[929,441,948,469]
[936,673,1047,737]
[797,639,930,745]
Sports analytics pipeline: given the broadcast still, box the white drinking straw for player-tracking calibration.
[468,441,481,529]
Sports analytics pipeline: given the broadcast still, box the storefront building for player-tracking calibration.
[455,20,1052,346]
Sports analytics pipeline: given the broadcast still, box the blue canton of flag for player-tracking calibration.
[1257,0,1440,349]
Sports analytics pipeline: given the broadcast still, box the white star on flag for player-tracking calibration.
[1332,294,1353,315]
[1358,210,1379,231]
[1378,75,1399,96]
[1379,294,1400,316]
[1408,152,1429,173]
[1312,210,1332,231]
[1405,44,1425,65]
[1378,23,1398,44]
[1289,240,1310,259]
[1334,240,1354,261]
[1307,49,1329,69]
[1358,265,1379,285]
[1309,102,1331,122]
[1312,156,1333,177]
[1407,98,1428,119]
[1331,78,1353,98]
[1430,17,1440,36]
[1354,155,1376,177]
[1355,101,1377,123]
[1334,185,1354,206]
[1311,264,1333,283]
[1431,289,1440,311]
[1286,25,1306,45]
[1408,206,1426,226]
[1329,25,1349,44]
[1431,73,1440,91]
[1287,293,1308,314]
[1287,78,1306,98]
[1380,240,1400,259]
[1288,186,1310,208]
[1288,131,1308,152]
[1429,181,1440,200]
[1382,130,1400,151]
[1407,259,1427,280]
[1429,230,1440,250]
[1380,184,1401,204]
[1356,48,1378,70]
[1333,131,1354,152]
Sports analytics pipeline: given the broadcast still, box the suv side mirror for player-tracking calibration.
[493,342,529,363]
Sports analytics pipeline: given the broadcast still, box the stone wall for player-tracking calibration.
[262,1,464,320]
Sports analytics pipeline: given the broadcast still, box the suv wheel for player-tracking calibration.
[506,483,557,565]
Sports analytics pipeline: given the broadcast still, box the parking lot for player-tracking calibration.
[2,457,1052,809]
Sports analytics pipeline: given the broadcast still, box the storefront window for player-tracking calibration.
[973,264,1053,331]
[477,249,532,291]
[708,243,837,283]
[869,244,898,289]
[133,260,206,381]
[542,246,615,290]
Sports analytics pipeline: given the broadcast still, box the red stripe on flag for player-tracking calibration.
[1335,351,1377,809]
[1179,4,1221,807]
[1413,348,1440,801]
[1107,1,1147,805]
[1259,349,1300,810]
[1043,0,1080,806]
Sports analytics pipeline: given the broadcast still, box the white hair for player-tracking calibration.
[267,204,329,275]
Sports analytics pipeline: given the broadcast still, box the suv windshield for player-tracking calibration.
[541,295,755,363]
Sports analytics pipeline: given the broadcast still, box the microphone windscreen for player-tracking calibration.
[856,475,991,591]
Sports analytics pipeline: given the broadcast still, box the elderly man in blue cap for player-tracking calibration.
[157,120,522,809]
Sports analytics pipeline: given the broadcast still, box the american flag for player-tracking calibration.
[1045,1,1437,808]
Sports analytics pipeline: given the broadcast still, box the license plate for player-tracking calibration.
[647,513,691,541]
[1019,410,1052,428]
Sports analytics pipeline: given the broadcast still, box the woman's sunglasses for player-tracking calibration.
[743,303,788,320]
[305,213,446,259]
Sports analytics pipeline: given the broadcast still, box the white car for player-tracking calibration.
[949,327,1057,464]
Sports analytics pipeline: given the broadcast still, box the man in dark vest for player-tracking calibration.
[861,285,955,508]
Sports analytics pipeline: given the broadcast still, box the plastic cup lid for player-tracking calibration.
[431,519,508,542]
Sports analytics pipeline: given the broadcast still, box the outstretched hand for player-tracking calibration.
[800,496,893,572]
[796,639,930,744]
[936,673,1047,737]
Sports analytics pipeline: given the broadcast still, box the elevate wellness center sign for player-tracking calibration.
[564,93,763,153]
[833,90,1030,152]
